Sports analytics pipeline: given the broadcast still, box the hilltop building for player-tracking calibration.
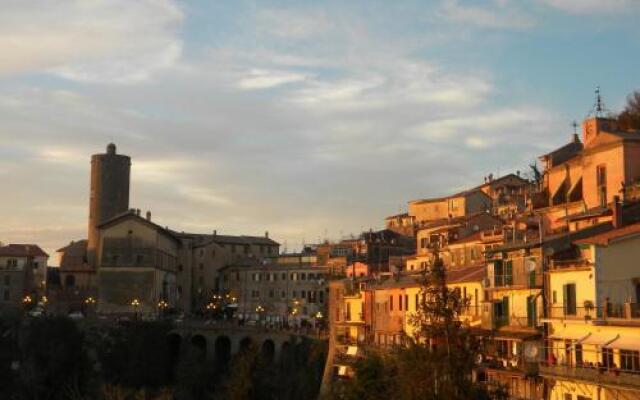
[0,244,48,310]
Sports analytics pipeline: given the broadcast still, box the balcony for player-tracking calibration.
[547,303,640,323]
[548,259,591,271]
[540,362,640,390]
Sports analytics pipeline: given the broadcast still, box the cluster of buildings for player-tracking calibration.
[330,111,640,400]
[4,95,640,400]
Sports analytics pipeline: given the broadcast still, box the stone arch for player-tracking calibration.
[260,339,275,363]
[167,333,182,379]
[239,336,253,353]
[280,340,293,366]
[215,335,232,366]
[191,334,207,361]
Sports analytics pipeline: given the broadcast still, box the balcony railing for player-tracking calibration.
[540,361,640,389]
[549,259,592,271]
[548,304,640,321]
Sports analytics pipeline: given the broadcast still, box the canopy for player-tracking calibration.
[579,333,618,347]
[549,332,590,341]
[606,336,640,351]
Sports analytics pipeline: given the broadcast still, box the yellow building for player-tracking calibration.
[97,210,180,316]
[542,222,640,399]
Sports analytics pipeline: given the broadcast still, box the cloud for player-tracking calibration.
[439,0,535,29]
[237,69,309,90]
[256,8,334,39]
[539,0,636,14]
[0,0,183,83]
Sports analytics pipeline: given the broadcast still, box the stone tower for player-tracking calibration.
[87,143,131,267]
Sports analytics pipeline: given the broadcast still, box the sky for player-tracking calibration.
[1,0,640,259]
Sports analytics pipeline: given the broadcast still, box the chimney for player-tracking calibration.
[146,211,151,221]
[213,230,217,236]
[136,209,141,216]
[265,231,269,238]
[612,195,622,229]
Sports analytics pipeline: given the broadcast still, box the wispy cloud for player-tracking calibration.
[439,0,535,29]
[539,0,637,14]
[237,69,309,90]
[0,0,183,83]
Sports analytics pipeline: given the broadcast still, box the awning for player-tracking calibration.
[346,346,359,356]
[606,336,640,351]
[549,332,590,341]
[579,333,618,347]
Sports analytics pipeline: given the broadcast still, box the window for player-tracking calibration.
[3,275,9,286]
[7,259,17,269]
[200,249,204,257]
[620,350,640,372]
[3,289,9,301]
[281,290,286,299]
[597,164,607,207]
[301,273,306,281]
[504,260,513,285]
[399,294,403,311]
[292,291,297,298]
[602,347,614,369]
[319,291,324,304]
[301,290,306,299]
[199,263,204,270]
[269,289,274,298]
[552,290,557,304]
[281,272,286,280]
[563,283,577,316]
[211,250,216,258]
[390,295,394,311]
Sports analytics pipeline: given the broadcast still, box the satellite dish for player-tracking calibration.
[525,343,539,359]
[526,259,537,272]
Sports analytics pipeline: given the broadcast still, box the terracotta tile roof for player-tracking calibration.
[0,244,48,258]
[574,221,640,246]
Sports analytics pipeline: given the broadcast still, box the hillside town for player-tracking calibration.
[3,91,640,399]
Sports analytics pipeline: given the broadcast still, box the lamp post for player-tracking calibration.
[84,296,96,316]
[157,300,169,319]
[22,295,33,312]
[256,305,265,323]
[131,298,141,320]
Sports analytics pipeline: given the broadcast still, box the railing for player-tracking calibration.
[548,306,598,320]
[548,304,640,321]
[495,315,536,329]
[540,359,640,389]
[549,259,591,271]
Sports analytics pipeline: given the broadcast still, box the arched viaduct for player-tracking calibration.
[168,322,322,365]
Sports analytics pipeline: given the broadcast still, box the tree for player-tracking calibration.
[337,251,507,400]
[17,317,97,400]
[617,90,640,131]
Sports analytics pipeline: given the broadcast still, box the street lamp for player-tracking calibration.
[22,295,32,305]
[157,300,169,318]
[256,305,265,323]
[131,298,141,319]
